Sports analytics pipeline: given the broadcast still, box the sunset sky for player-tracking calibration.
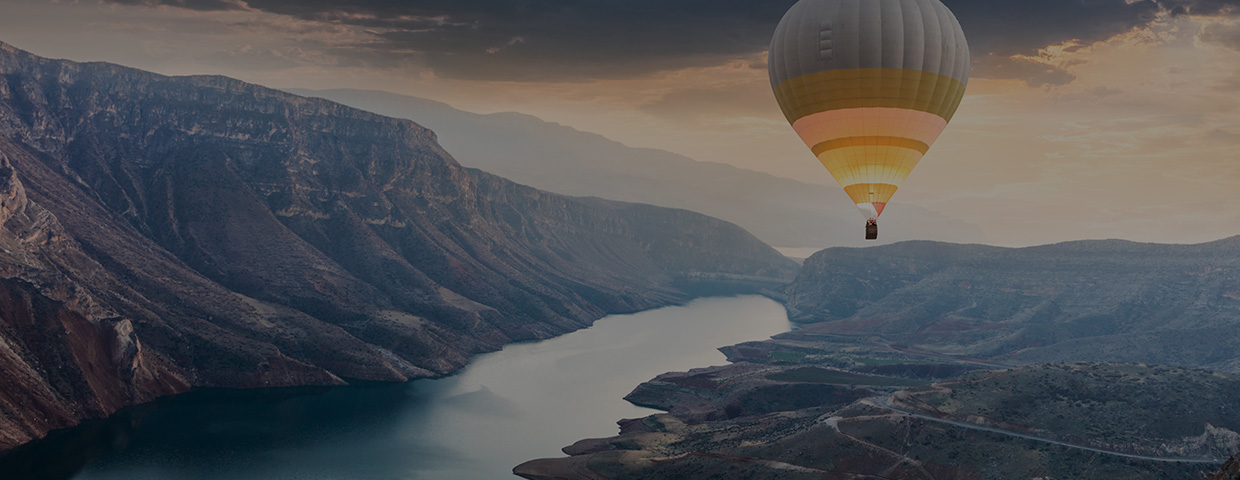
[2,0,1238,246]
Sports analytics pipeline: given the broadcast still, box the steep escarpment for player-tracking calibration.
[0,41,796,451]
[783,238,1240,369]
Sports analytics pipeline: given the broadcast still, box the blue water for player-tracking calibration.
[5,296,791,480]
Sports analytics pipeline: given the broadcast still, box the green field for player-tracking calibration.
[770,351,808,363]
[767,367,929,387]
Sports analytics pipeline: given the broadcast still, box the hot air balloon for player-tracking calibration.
[769,0,970,240]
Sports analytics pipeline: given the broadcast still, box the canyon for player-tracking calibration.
[0,41,796,452]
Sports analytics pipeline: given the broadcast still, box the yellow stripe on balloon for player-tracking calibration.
[811,136,930,156]
[774,68,967,124]
[844,183,901,206]
[816,145,923,183]
[815,142,922,207]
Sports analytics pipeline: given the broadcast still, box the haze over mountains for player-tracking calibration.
[289,89,987,250]
[0,41,795,451]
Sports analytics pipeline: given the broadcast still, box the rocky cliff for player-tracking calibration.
[0,41,797,451]
[783,238,1240,370]
[1212,454,1240,480]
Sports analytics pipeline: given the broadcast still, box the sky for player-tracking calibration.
[1,0,1238,246]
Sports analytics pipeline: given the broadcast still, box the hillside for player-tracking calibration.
[288,88,987,249]
[780,238,1240,371]
[0,41,796,451]
[520,236,1240,479]
[518,363,1233,480]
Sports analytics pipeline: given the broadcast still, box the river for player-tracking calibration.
[2,295,791,480]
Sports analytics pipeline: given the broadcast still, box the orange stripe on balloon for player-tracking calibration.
[811,136,930,156]
[791,107,947,150]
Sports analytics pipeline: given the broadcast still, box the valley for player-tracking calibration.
[519,238,1240,479]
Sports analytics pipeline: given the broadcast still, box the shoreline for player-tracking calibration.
[0,289,789,474]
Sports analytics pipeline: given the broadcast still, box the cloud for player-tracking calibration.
[98,0,1240,82]
[230,0,797,81]
[971,54,1076,87]
[199,44,340,69]
[1215,72,1240,91]
[1199,19,1240,49]
[106,0,250,11]
[1204,127,1240,143]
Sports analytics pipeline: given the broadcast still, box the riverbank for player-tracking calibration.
[2,296,792,480]
[516,352,1236,479]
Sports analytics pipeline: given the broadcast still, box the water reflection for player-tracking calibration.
[1,296,791,480]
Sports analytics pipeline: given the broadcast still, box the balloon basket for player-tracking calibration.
[865,220,878,240]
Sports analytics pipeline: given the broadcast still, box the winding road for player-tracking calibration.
[863,397,1227,465]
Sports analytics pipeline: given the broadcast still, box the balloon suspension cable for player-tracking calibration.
[865,218,878,241]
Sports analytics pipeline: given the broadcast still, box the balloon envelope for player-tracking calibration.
[769,0,970,219]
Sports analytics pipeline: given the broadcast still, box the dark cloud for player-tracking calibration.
[107,0,249,11]
[104,0,1240,83]
[237,0,795,81]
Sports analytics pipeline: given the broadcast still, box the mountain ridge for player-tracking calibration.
[288,87,988,249]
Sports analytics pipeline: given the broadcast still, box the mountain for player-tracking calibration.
[519,236,1240,479]
[780,237,1240,371]
[287,88,987,249]
[0,41,796,452]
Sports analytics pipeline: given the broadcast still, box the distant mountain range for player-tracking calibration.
[288,88,987,249]
[0,41,795,452]
[784,237,1240,371]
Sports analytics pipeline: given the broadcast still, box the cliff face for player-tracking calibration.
[0,41,797,451]
[784,239,1240,369]
[1212,454,1240,480]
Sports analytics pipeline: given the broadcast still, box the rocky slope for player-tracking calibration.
[0,41,797,451]
[1213,454,1240,480]
[782,238,1240,370]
